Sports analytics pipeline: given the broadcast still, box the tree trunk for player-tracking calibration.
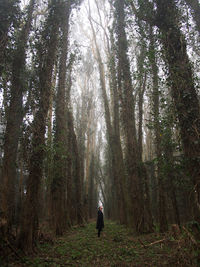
[46,66,56,227]
[185,0,200,34]
[51,1,71,236]
[114,0,143,232]
[164,125,181,226]
[109,29,128,224]
[67,110,84,225]
[0,0,18,75]
[155,0,200,222]
[88,10,126,224]
[76,78,92,222]
[0,0,35,237]
[84,111,92,222]
[88,153,96,219]
[137,61,154,232]
[18,1,60,252]
[149,26,168,232]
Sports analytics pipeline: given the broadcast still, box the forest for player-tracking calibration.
[0,0,200,266]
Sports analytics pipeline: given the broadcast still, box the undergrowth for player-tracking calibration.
[2,220,200,266]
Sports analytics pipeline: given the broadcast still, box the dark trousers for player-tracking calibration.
[98,227,102,237]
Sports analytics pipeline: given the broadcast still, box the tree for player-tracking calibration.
[136,20,154,232]
[1,0,36,237]
[68,108,84,224]
[75,53,95,222]
[88,2,127,224]
[0,0,20,75]
[130,0,200,225]
[154,0,200,222]
[18,0,61,252]
[51,0,71,236]
[161,107,181,226]
[114,0,144,232]
[109,26,128,224]
[149,25,168,232]
[184,0,200,34]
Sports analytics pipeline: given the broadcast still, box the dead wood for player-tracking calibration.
[138,238,147,248]
[140,238,175,248]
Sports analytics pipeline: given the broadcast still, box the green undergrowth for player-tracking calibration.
[6,221,200,266]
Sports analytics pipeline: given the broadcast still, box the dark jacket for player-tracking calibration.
[96,209,104,230]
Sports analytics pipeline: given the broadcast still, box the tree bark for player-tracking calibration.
[51,1,71,236]
[77,87,91,223]
[164,128,181,226]
[185,0,200,34]
[0,0,18,75]
[114,0,144,232]
[46,66,56,226]
[88,9,127,224]
[155,0,200,222]
[67,109,84,225]
[109,29,128,224]
[0,0,35,237]
[149,25,168,232]
[137,56,154,232]
[18,1,60,252]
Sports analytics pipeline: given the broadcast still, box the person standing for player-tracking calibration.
[96,206,104,237]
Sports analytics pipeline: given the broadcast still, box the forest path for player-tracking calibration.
[10,221,198,267]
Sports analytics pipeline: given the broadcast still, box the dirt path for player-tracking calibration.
[7,221,199,266]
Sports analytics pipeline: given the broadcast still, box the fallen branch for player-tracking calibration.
[147,238,167,246]
[138,238,147,248]
[139,238,168,248]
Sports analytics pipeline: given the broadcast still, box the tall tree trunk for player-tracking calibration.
[84,110,93,222]
[109,29,128,224]
[0,0,19,75]
[65,55,77,226]
[164,125,181,226]
[137,45,148,231]
[0,0,35,237]
[77,118,87,221]
[66,130,73,226]
[76,78,92,223]
[149,26,168,232]
[185,0,200,34]
[84,106,97,221]
[114,0,143,232]
[67,110,84,225]
[138,73,146,163]
[88,10,126,224]
[46,66,56,226]
[18,1,60,252]
[136,21,154,232]
[137,59,154,232]
[155,0,200,222]
[51,1,71,236]
[64,53,83,225]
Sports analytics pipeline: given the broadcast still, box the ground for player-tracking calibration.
[3,220,200,266]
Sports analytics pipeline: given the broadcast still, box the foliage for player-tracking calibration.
[3,221,200,267]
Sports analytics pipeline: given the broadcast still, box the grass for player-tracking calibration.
[5,220,200,267]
